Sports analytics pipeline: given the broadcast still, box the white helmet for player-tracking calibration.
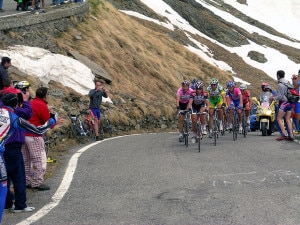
[240,83,247,90]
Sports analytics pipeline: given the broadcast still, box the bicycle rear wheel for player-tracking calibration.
[213,120,217,146]
[70,121,86,144]
[242,115,247,138]
[197,123,201,152]
[104,118,113,136]
[233,113,238,141]
[184,118,189,148]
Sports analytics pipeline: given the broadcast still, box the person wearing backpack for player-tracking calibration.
[0,92,57,224]
[269,70,294,141]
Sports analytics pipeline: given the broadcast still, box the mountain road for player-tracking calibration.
[3,131,300,225]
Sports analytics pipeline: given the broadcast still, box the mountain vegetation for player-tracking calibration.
[6,0,299,161]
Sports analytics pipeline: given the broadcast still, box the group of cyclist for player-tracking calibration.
[176,78,252,142]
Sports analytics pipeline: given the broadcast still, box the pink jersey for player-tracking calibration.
[226,87,241,101]
[176,88,194,104]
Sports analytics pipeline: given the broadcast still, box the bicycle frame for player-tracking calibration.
[69,109,95,144]
[179,110,190,147]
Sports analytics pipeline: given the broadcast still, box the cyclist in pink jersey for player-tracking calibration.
[226,81,243,133]
[176,80,194,142]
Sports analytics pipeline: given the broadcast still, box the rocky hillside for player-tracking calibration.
[4,0,299,152]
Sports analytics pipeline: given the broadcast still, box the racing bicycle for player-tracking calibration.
[196,111,208,152]
[232,107,239,141]
[98,108,114,139]
[241,107,248,138]
[179,110,190,147]
[68,109,95,144]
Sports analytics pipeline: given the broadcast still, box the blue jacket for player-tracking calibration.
[0,108,55,181]
[5,101,32,145]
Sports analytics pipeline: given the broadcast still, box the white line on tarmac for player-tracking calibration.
[17,134,143,225]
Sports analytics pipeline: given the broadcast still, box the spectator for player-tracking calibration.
[21,87,60,191]
[0,57,11,90]
[270,70,294,141]
[291,74,300,134]
[1,79,34,212]
[0,0,4,12]
[31,0,45,13]
[0,92,56,223]
[89,80,108,141]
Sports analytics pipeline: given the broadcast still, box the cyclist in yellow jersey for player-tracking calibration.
[206,78,226,138]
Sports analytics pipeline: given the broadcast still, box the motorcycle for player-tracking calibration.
[252,92,276,136]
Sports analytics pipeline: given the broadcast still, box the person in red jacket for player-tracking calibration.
[21,87,60,191]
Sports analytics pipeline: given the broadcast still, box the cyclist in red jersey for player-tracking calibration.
[240,84,252,126]
[176,80,194,142]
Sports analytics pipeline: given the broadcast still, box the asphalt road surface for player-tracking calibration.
[3,131,300,225]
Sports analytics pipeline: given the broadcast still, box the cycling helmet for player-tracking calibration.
[191,78,198,85]
[14,81,30,90]
[226,81,235,88]
[182,80,190,86]
[261,82,269,91]
[210,78,218,85]
[240,83,247,90]
[263,85,272,92]
[195,82,204,89]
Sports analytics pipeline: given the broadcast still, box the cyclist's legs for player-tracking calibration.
[191,111,197,135]
[216,100,224,121]
[244,102,250,118]
[233,100,242,125]
[199,106,207,127]
[90,108,100,137]
[209,99,218,130]
[178,102,188,135]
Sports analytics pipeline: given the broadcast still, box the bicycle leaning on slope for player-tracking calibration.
[68,109,95,144]
[98,107,114,139]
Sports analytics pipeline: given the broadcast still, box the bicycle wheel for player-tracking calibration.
[233,112,238,141]
[184,116,189,148]
[104,118,113,136]
[70,121,85,144]
[242,115,247,138]
[213,120,217,146]
[99,123,105,140]
[197,122,201,152]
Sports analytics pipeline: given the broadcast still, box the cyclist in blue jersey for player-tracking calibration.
[226,81,243,133]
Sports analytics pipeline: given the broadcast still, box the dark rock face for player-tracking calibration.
[247,51,267,63]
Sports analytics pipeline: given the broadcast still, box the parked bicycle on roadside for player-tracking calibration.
[68,109,95,144]
[99,107,114,139]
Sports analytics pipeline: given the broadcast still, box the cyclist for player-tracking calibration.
[226,81,243,134]
[206,78,226,138]
[187,82,209,142]
[190,78,198,90]
[176,80,194,142]
[240,83,252,126]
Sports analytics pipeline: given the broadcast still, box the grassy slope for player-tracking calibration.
[56,1,234,122]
